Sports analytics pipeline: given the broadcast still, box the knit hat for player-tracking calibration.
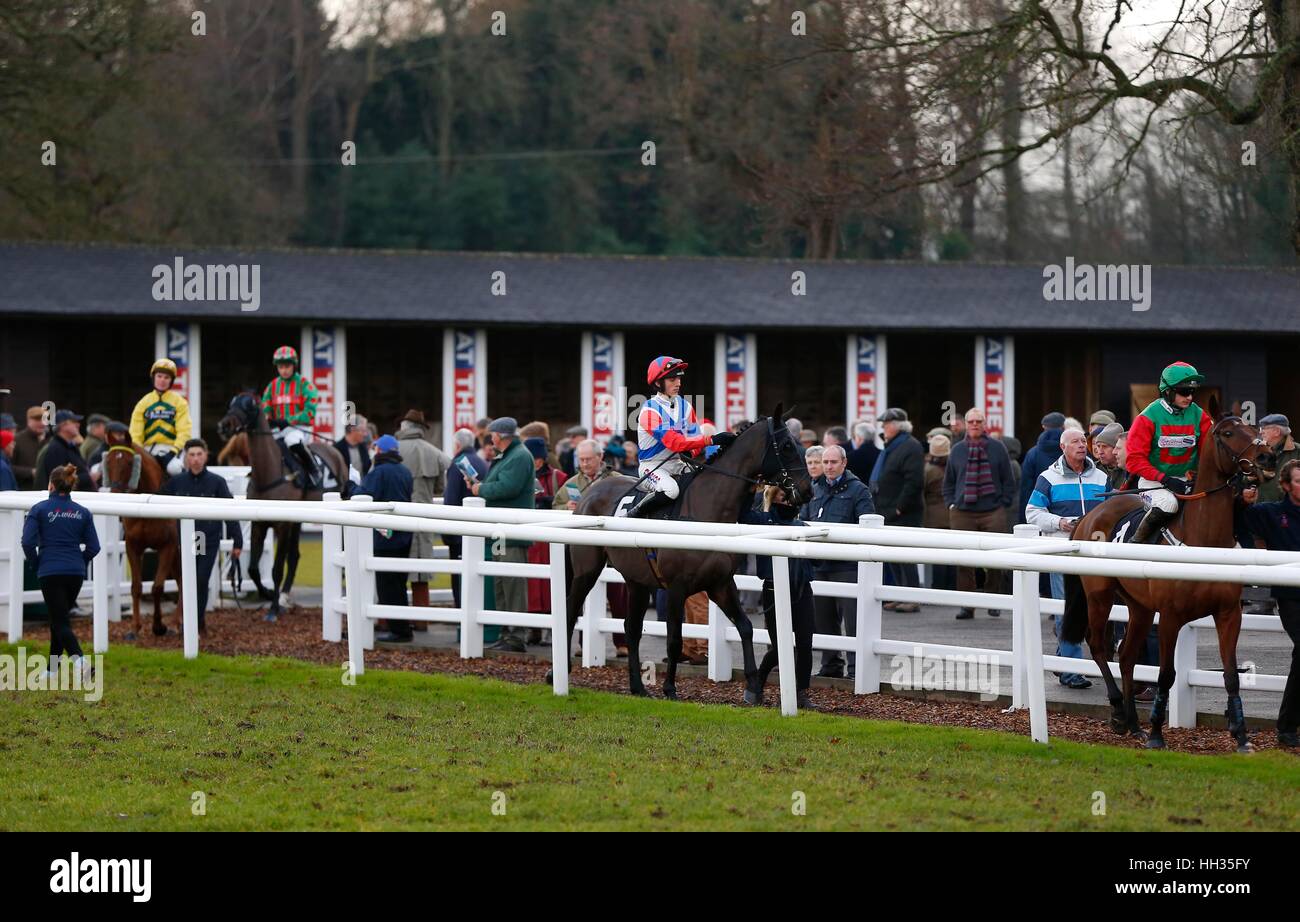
[1093,422,1124,448]
[524,437,548,460]
[1089,410,1116,426]
[374,434,399,453]
[928,434,951,458]
[1041,411,1066,429]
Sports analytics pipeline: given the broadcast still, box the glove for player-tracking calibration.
[711,432,737,450]
[1163,475,1192,495]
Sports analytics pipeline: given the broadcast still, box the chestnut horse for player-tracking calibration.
[1061,396,1269,752]
[101,431,182,639]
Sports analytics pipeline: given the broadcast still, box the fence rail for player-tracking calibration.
[0,489,1290,743]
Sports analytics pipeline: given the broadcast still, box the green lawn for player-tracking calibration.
[283,535,449,590]
[1,643,1296,831]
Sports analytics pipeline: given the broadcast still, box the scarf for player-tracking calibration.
[961,438,997,506]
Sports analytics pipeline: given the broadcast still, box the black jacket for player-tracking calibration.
[800,470,876,573]
[355,452,414,552]
[873,433,925,527]
[34,435,93,493]
[846,440,880,484]
[1237,497,1300,600]
[160,467,243,546]
[335,436,372,478]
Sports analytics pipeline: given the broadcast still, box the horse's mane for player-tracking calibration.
[705,417,763,464]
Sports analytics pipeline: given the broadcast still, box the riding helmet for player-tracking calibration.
[646,355,688,388]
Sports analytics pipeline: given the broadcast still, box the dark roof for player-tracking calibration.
[0,241,1295,332]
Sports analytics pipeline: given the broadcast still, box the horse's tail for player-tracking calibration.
[1060,572,1089,645]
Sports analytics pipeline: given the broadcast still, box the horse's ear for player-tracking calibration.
[1207,392,1221,421]
[781,404,797,423]
[772,402,784,422]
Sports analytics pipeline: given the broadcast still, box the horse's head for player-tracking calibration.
[217,392,261,441]
[1205,395,1268,490]
[761,403,813,508]
[102,440,142,494]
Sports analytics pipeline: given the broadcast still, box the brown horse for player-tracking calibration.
[217,393,347,620]
[549,407,812,703]
[101,430,182,639]
[1061,396,1269,752]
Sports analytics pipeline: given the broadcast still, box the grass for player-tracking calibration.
[1,643,1297,831]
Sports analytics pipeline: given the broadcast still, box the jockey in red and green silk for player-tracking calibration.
[1124,361,1212,543]
[262,345,321,488]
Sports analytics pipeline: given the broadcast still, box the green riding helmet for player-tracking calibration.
[1159,362,1203,394]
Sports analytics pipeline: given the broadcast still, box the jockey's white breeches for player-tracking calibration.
[639,458,687,497]
[1139,478,1180,513]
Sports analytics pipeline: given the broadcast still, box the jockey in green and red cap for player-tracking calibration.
[1124,361,1212,543]
[262,345,322,489]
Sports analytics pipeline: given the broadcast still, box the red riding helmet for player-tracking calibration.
[647,355,688,388]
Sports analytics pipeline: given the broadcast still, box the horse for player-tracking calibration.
[216,393,348,620]
[1061,396,1269,752]
[101,430,183,640]
[553,405,812,704]
[217,432,250,465]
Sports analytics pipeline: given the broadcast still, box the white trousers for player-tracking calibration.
[640,463,682,498]
[1139,478,1180,513]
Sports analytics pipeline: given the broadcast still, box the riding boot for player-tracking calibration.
[1130,506,1176,544]
[623,490,672,519]
[291,443,319,489]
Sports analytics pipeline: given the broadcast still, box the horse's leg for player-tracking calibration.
[624,582,651,697]
[265,525,289,621]
[662,585,688,701]
[1146,623,1180,750]
[280,523,302,608]
[126,542,144,641]
[1083,582,1124,727]
[1118,600,1155,742]
[707,578,761,705]
[1215,604,1253,753]
[248,522,272,601]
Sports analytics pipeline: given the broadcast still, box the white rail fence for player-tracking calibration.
[0,491,1291,743]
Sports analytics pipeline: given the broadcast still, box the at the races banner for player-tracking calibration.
[974,335,1015,438]
[581,331,623,443]
[154,322,200,433]
[714,332,756,432]
[844,333,887,426]
[301,326,347,440]
[441,328,488,451]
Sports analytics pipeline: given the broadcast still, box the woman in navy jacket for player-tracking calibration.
[21,464,100,666]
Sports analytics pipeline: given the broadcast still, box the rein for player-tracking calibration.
[683,418,808,506]
[1101,419,1264,502]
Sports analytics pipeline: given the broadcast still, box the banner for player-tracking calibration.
[845,334,887,425]
[715,333,756,432]
[155,322,200,433]
[582,332,622,443]
[974,335,1015,438]
[306,327,343,440]
[441,329,487,450]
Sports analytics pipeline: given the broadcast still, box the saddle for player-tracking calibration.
[1109,505,1183,546]
[613,468,698,521]
[273,439,339,492]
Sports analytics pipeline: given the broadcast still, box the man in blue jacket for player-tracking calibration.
[1238,459,1300,748]
[801,443,875,679]
[355,434,415,642]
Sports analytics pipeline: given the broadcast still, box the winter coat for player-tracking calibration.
[355,452,414,553]
[800,471,876,574]
[22,492,100,578]
[872,433,925,526]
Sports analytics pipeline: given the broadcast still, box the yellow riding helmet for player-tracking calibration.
[150,358,178,382]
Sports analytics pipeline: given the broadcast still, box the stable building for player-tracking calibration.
[2,241,1297,449]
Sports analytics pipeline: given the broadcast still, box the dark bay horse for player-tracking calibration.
[1061,397,1268,752]
[101,431,182,639]
[554,406,812,703]
[217,393,347,621]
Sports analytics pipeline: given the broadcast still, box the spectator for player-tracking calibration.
[0,429,18,491]
[1000,435,1022,516]
[1063,416,1083,434]
[804,445,825,482]
[444,428,487,609]
[602,437,627,472]
[159,439,243,631]
[356,435,415,643]
[35,411,93,493]
[923,434,954,591]
[1018,414,1065,524]
[949,416,967,443]
[1091,422,1127,491]
[871,408,924,612]
[558,425,587,477]
[802,443,875,678]
[525,436,568,644]
[927,426,954,444]
[397,410,452,614]
[1257,414,1300,503]
[822,425,850,450]
[846,420,881,483]
[1238,461,1300,748]
[12,406,50,490]
[475,417,492,445]
[469,417,536,653]
[334,415,371,484]
[1025,427,1108,689]
[942,407,1016,619]
[799,428,818,450]
[785,417,803,440]
[622,439,640,473]
[21,464,100,680]
[1087,410,1117,456]
[80,414,109,464]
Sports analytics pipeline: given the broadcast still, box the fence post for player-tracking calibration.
[459,497,486,659]
[343,495,372,677]
[1011,523,1041,708]
[180,517,199,659]
[549,542,569,696]
[321,491,343,642]
[855,514,885,695]
[1168,621,1198,728]
[1012,534,1049,743]
[3,509,22,641]
[581,575,607,668]
[92,513,111,654]
[772,556,798,716]
[707,598,733,682]
[106,514,122,621]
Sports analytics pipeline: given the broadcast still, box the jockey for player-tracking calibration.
[1125,361,1213,543]
[128,358,192,477]
[261,345,321,489]
[621,356,732,518]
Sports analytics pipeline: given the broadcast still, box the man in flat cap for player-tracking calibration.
[1258,414,1300,503]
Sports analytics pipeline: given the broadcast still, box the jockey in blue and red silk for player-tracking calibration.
[621,356,718,518]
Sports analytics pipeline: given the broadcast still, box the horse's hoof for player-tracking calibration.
[1235,738,1255,754]
[152,625,168,637]
[662,683,677,701]
[1109,716,1127,735]
[124,631,137,642]
[629,685,650,698]
[1145,735,1166,750]
[742,689,761,706]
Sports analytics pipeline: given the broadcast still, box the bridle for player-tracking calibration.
[685,416,810,506]
[1213,419,1267,496]
[103,444,142,492]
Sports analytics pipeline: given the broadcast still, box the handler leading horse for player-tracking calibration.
[554,405,811,704]
[1061,396,1268,751]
